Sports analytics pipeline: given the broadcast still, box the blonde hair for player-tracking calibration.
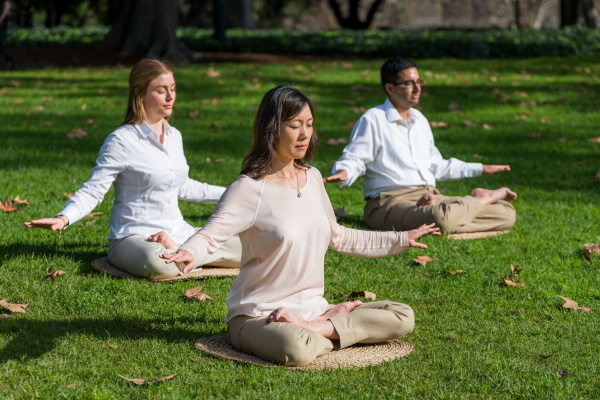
[123,59,175,125]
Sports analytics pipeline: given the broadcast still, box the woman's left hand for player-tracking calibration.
[159,250,195,273]
[407,223,440,249]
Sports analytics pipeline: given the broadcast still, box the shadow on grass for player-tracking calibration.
[0,315,220,363]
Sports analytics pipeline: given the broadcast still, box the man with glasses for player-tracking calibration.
[324,57,517,234]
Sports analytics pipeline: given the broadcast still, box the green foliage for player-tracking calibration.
[7,26,600,58]
[0,58,599,398]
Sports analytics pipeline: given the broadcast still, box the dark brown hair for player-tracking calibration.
[123,59,174,125]
[241,86,318,179]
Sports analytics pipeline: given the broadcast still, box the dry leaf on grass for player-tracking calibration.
[0,299,29,313]
[66,382,81,389]
[104,99,122,106]
[206,66,221,78]
[64,192,74,199]
[326,138,348,146]
[215,158,224,163]
[341,291,376,301]
[430,121,448,128]
[66,128,87,139]
[181,284,213,301]
[526,132,542,138]
[118,373,178,385]
[448,101,459,111]
[201,97,220,105]
[538,354,553,359]
[210,123,221,133]
[556,369,569,378]
[501,275,526,287]
[0,314,11,320]
[345,122,355,129]
[595,171,600,182]
[448,270,467,275]
[588,137,600,143]
[12,196,30,205]
[334,207,349,219]
[583,243,600,261]
[12,98,24,104]
[413,256,439,266]
[462,120,477,127]
[43,266,66,282]
[482,123,491,130]
[557,296,593,312]
[188,110,199,119]
[0,196,17,212]
[510,264,522,277]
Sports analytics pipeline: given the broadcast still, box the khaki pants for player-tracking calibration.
[227,301,414,367]
[365,186,516,233]
[108,234,241,280]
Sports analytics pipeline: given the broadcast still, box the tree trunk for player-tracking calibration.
[102,0,192,64]
[226,0,255,28]
[561,0,597,27]
[328,0,386,29]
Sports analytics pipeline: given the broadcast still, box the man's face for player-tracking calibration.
[384,67,422,111]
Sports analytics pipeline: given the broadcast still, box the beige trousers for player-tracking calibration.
[365,186,516,233]
[227,301,415,367]
[108,234,241,280]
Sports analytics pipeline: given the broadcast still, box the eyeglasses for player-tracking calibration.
[391,79,424,88]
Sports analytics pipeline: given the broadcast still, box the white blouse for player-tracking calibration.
[180,167,409,323]
[58,121,225,243]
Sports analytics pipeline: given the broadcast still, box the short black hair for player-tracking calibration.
[380,58,417,88]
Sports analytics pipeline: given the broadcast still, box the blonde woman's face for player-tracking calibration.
[142,72,176,123]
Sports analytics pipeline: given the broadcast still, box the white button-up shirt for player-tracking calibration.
[59,121,226,243]
[332,98,482,199]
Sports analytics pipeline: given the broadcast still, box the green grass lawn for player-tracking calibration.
[1,57,599,399]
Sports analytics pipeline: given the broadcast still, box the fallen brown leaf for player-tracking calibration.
[85,212,103,218]
[588,137,600,143]
[556,369,569,378]
[181,284,213,301]
[0,314,11,320]
[41,121,54,126]
[43,266,66,282]
[188,110,199,119]
[500,274,526,287]
[334,207,349,219]
[538,354,553,359]
[521,100,538,107]
[10,79,21,87]
[448,270,467,275]
[12,98,24,104]
[595,171,600,182]
[66,128,87,139]
[341,62,353,69]
[0,196,17,212]
[472,154,483,159]
[462,120,476,127]
[348,106,366,114]
[513,91,528,98]
[0,299,29,313]
[117,375,146,385]
[206,66,221,78]
[448,101,459,111]
[215,158,224,163]
[414,256,439,266]
[210,123,221,133]
[151,373,178,384]
[526,132,542,138]
[482,123,491,130]
[341,290,376,301]
[84,119,95,125]
[345,122,356,129]
[12,196,30,205]
[430,121,448,128]
[64,192,74,199]
[583,243,600,261]
[510,264,522,277]
[66,382,81,389]
[34,105,45,111]
[557,296,593,312]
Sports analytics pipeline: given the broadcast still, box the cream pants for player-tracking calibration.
[227,301,415,367]
[108,234,241,280]
[365,186,516,233]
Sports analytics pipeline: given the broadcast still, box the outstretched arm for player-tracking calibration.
[323,169,348,183]
[407,223,441,249]
[24,215,69,231]
[482,165,510,175]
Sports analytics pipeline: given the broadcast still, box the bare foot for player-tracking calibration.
[471,187,517,206]
[314,300,363,322]
[416,193,435,207]
[267,307,339,339]
[148,231,179,249]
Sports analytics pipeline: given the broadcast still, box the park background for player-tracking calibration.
[1,0,600,398]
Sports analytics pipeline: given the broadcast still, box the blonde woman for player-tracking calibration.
[162,86,439,366]
[25,59,241,280]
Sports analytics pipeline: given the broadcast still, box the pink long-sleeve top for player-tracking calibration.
[180,166,409,323]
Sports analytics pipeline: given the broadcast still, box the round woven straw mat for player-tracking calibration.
[195,333,413,370]
[90,257,239,281]
[446,230,509,240]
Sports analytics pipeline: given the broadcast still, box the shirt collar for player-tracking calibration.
[384,98,420,126]
[136,119,172,138]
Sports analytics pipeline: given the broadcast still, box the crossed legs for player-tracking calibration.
[228,301,415,366]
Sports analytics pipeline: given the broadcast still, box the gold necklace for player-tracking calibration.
[275,170,302,198]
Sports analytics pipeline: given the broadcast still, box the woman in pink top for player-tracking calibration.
[162,86,439,366]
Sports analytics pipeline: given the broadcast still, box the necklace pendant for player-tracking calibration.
[297,191,302,198]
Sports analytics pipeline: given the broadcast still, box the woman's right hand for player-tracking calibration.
[24,217,67,231]
[407,223,440,249]
[160,250,196,274]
